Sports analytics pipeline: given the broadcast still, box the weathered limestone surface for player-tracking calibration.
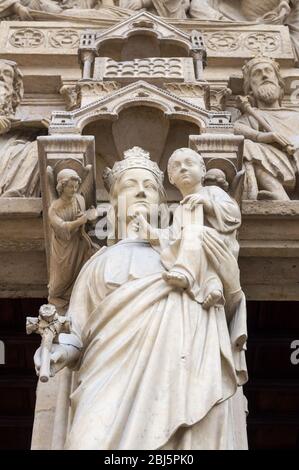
[1,1,299,451]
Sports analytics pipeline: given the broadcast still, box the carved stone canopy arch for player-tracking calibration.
[79,12,202,62]
[49,80,229,135]
[49,81,230,198]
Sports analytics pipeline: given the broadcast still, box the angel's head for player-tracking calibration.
[56,169,81,198]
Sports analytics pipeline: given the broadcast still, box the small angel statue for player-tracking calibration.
[47,164,99,312]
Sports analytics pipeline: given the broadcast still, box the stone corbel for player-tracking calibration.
[37,135,96,268]
[164,82,210,109]
[59,84,80,111]
[189,133,244,170]
[209,86,232,112]
[77,81,121,107]
[189,133,245,203]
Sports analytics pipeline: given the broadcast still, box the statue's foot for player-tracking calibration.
[203,290,223,309]
[162,271,189,289]
[257,190,277,200]
[257,190,289,201]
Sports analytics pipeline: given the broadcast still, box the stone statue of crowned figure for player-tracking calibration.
[34,146,248,450]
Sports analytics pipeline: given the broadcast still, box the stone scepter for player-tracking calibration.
[236,94,295,156]
[26,304,70,383]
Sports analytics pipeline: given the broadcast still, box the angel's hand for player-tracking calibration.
[75,212,88,225]
[85,206,99,221]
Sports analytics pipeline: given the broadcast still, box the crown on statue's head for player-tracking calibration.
[103,146,164,191]
[242,54,280,77]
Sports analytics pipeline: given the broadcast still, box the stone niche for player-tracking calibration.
[79,12,205,68]
[46,78,234,200]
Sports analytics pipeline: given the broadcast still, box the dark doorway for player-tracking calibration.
[0,298,45,450]
[0,299,298,449]
[245,301,299,449]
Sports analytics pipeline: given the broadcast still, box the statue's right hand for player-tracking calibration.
[13,3,33,20]
[75,212,88,225]
[34,343,68,378]
[257,132,282,145]
[124,0,144,10]
[0,117,11,135]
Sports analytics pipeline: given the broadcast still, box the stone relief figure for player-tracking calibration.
[47,166,98,313]
[34,147,247,450]
[0,59,42,197]
[0,0,132,20]
[234,55,299,200]
[120,0,189,18]
[188,1,299,65]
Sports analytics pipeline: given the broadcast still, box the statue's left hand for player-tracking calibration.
[203,228,241,295]
[260,0,290,24]
[0,116,11,135]
[13,3,33,20]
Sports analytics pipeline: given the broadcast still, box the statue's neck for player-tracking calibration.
[61,194,76,204]
[180,182,202,197]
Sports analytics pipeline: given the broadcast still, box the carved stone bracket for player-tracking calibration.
[164,82,209,109]
[59,84,80,111]
[77,81,121,107]
[209,86,232,112]
[189,133,244,172]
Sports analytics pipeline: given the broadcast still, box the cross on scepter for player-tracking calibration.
[26,304,70,383]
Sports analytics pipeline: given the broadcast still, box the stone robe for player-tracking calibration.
[0,0,61,17]
[63,237,247,450]
[0,0,18,17]
[0,0,131,20]
[0,131,39,197]
[48,193,98,310]
[234,108,299,199]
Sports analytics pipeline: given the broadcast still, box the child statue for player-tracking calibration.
[134,148,241,309]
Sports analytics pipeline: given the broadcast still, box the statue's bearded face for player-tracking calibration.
[0,63,14,114]
[249,62,281,105]
[115,168,161,222]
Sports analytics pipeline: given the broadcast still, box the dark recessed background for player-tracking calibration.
[0,299,298,450]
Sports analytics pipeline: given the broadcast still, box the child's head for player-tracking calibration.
[167,148,206,194]
[204,168,229,192]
